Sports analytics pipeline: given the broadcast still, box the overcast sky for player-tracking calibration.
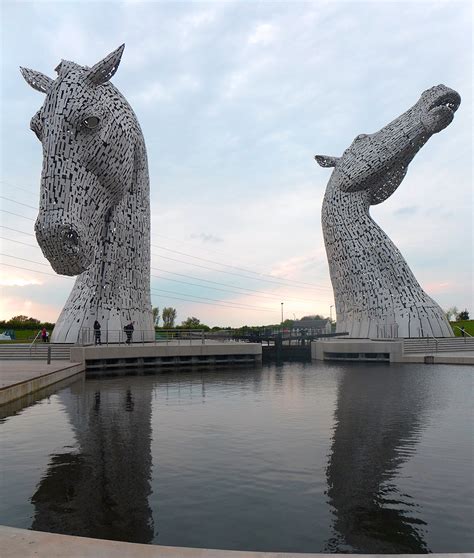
[1,0,472,327]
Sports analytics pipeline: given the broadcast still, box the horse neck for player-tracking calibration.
[78,139,151,308]
[105,141,150,291]
[322,179,374,235]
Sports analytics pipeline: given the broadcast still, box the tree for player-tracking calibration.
[162,307,177,328]
[181,316,201,328]
[445,306,459,321]
[457,309,470,321]
[1,315,54,331]
[152,307,160,326]
[10,315,36,323]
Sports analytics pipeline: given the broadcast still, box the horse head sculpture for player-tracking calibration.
[21,45,154,342]
[316,85,460,338]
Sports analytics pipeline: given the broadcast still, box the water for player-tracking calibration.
[0,362,472,553]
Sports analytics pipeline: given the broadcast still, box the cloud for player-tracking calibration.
[190,233,224,244]
[248,23,278,46]
[0,276,42,287]
[223,55,276,100]
[0,295,60,323]
[131,74,200,105]
[393,205,419,216]
[422,281,452,294]
[133,81,170,104]
[270,250,331,282]
[177,7,222,50]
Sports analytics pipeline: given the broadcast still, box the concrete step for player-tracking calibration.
[403,338,474,353]
[0,344,72,361]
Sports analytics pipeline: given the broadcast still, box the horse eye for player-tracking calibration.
[83,116,100,129]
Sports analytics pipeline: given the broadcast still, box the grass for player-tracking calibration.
[450,320,474,337]
[0,329,44,343]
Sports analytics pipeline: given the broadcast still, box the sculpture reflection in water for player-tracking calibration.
[30,379,154,543]
[325,366,431,553]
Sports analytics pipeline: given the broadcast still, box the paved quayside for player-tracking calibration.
[0,360,84,406]
[1,526,471,558]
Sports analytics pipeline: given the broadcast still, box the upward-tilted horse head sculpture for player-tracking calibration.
[21,45,154,343]
[316,85,460,338]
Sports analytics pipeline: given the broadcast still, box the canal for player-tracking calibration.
[0,362,472,553]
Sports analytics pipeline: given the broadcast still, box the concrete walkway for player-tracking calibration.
[1,526,470,558]
[400,351,474,364]
[0,361,84,405]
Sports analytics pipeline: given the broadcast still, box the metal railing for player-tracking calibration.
[155,329,205,345]
[29,330,43,356]
[416,328,438,352]
[78,328,205,346]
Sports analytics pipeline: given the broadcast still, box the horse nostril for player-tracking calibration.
[61,227,80,253]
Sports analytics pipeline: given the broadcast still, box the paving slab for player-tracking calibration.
[0,361,84,405]
[0,361,81,389]
[1,526,471,558]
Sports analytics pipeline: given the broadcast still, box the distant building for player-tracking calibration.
[292,319,332,335]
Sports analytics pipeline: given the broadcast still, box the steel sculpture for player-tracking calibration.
[316,85,460,338]
[21,45,154,343]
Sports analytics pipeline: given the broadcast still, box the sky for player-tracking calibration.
[0,0,472,328]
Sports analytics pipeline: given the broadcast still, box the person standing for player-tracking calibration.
[93,320,101,345]
[124,322,134,344]
[41,327,47,343]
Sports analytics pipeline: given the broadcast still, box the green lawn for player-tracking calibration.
[450,320,474,337]
[0,329,44,343]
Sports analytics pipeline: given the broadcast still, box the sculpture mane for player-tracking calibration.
[316,85,460,338]
[21,45,154,343]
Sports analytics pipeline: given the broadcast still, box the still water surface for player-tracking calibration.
[0,362,473,553]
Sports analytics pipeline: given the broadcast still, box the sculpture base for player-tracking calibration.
[311,337,474,364]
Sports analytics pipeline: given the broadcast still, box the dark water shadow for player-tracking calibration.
[30,378,154,543]
[325,363,432,553]
[0,373,84,421]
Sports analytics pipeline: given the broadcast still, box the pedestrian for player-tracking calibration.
[461,326,466,337]
[46,331,49,343]
[94,320,101,345]
[124,321,134,344]
[41,327,47,343]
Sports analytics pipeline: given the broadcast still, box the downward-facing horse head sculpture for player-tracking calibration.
[21,45,154,343]
[316,85,460,338]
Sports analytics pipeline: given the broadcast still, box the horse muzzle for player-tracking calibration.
[35,220,92,276]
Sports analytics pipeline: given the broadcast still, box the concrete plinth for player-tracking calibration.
[71,341,262,372]
[311,339,474,364]
[311,339,402,363]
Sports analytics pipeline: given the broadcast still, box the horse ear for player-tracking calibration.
[20,67,53,94]
[87,44,125,85]
[315,155,340,168]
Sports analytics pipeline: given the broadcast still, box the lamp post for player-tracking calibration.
[330,305,334,323]
[281,302,284,325]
